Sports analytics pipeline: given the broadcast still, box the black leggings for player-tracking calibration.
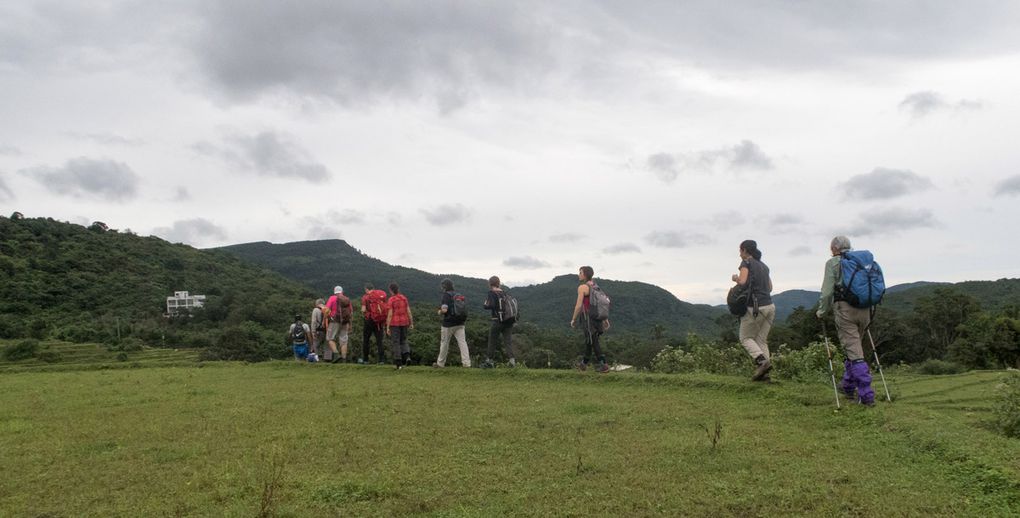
[362,319,385,362]
[582,313,604,362]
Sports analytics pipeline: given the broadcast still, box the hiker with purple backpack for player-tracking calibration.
[816,235,886,406]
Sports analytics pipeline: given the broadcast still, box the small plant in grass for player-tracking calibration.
[701,418,723,452]
[772,342,841,382]
[993,370,1020,438]
[2,339,39,361]
[915,359,968,375]
[256,448,287,518]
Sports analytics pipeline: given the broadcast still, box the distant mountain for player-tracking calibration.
[769,280,1018,322]
[216,240,725,336]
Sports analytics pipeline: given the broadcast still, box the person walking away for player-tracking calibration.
[326,286,351,363]
[570,266,610,373]
[310,298,328,360]
[433,279,471,367]
[287,315,312,361]
[817,235,876,406]
[385,282,414,369]
[361,283,389,364]
[482,276,517,368]
[731,240,776,382]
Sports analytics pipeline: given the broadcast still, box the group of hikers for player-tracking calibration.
[286,276,521,370]
[286,234,886,406]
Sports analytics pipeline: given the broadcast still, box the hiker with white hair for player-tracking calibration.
[310,298,328,360]
[326,286,352,363]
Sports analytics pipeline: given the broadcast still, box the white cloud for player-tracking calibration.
[420,204,471,226]
[503,256,550,269]
[152,218,227,245]
[194,130,331,183]
[839,168,934,200]
[20,157,140,202]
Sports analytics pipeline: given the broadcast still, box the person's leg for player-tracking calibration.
[486,321,500,364]
[852,307,875,404]
[835,302,873,404]
[437,326,451,367]
[374,322,386,363]
[739,309,765,359]
[840,359,856,396]
[399,327,411,364]
[502,322,515,363]
[754,305,775,360]
[362,319,372,363]
[339,326,349,361]
[581,313,593,366]
[390,326,402,366]
[454,325,471,367]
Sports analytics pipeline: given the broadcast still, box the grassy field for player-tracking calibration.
[1,344,1018,517]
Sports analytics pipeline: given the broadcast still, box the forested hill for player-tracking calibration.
[0,216,311,348]
[216,240,725,335]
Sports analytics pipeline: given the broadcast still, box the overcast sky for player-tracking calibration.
[2,1,1019,304]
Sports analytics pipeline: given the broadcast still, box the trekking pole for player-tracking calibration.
[821,321,841,409]
[866,329,892,402]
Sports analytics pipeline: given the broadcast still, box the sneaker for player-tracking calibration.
[508,358,517,368]
[331,357,341,364]
[481,360,494,369]
[432,362,443,368]
[356,358,365,365]
[576,362,588,372]
[377,361,386,365]
[395,364,404,370]
[596,362,610,373]
[751,359,772,381]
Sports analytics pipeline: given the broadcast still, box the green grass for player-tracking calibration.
[0,339,200,373]
[0,356,1018,516]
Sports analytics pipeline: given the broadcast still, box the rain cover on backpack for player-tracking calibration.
[587,282,611,320]
[838,250,886,308]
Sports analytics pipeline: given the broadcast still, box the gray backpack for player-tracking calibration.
[587,282,611,320]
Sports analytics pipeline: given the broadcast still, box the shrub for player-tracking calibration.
[772,342,845,382]
[37,350,61,363]
[2,339,39,361]
[915,359,968,375]
[650,334,746,375]
[994,370,1020,438]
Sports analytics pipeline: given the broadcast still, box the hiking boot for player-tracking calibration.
[331,356,341,364]
[356,358,365,365]
[576,361,588,372]
[751,357,772,381]
[481,360,494,369]
[432,362,443,368]
[596,362,610,373]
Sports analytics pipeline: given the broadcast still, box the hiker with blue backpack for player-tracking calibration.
[570,266,610,373]
[433,278,472,368]
[730,240,776,382]
[482,275,518,368]
[816,235,886,406]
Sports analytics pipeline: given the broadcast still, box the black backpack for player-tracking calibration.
[449,292,468,321]
[497,290,520,323]
[291,323,307,344]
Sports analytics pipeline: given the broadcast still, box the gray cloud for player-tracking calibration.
[194,131,331,183]
[503,256,550,269]
[994,175,1020,197]
[708,210,746,230]
[839,167,934,200]
[845,208,939,237]
[549,232,584,243]
[152,218,227,245]
[20,157,140,202]
[789,245,813,256]
[645,231,711,248]
[172,186,190,202]
[0,145,21,156]
[898,91,983,118]
[646,140,773,182]
[64,131,144,146]
[769,213,804,229]
[420,204,471,226]
[0,174,13,201]
[332,209,365,225]
[386,212,403,226]
[602,242,641,255]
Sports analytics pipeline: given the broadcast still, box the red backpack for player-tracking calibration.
[364,290,389,324]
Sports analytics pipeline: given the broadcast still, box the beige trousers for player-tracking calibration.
[834,301,869,361]
[739,304,776,360]
[437,325,471,367]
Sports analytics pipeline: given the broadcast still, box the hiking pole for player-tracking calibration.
[821,321,841,410]
[866,329,892,402]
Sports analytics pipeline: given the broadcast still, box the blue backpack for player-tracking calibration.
[837,250,885,308]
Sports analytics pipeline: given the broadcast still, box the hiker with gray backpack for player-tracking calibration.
[570,266,610,373]
[816,235,886,406]
[482,275,518,368]
[729,240,776,382]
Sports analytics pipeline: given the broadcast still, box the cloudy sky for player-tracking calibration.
[2,1,1019,303]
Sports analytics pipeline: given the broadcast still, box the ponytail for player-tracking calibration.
[740,240,762,261]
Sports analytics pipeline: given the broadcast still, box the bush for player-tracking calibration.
[994,370,1020,438]
[772,342,845,382]
[2,339,39,361]
[915,359,968,375]
[650,334,746,375]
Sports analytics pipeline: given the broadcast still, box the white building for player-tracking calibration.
[166,291,206,315]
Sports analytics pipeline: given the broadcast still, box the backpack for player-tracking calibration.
[365,290,388,324]
[726,261,758,317]
[291,323,307,345]
[836,250,886,308]
[587,282,611,320]
[338,295,353,324]
[448,292,468,320]
[496,290,519,323]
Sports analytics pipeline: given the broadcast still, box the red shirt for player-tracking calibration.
[388,294,411,326]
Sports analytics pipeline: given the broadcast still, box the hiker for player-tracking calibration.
[433,278,471,368]
[310,298,328,360]
[817,235,876,406]
[287,315,312,361]
[482,275,517,368]
[385,282,414,369]
[730,240,775,382]
[326,286,352,363]
[360,283,389,364]
[570,266,610,373]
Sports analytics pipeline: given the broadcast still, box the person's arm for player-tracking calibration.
[570,284,587,328]
[408,304,414,329]
[439,293,449,315]
[484,291,493,309]
[731,266,749,285]
[817,257,838,317]
[768,278,773,293]
[385,305,393,334]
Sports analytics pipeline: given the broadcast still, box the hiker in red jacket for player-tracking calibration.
[360,283,389,364]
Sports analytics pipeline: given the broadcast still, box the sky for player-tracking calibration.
[1,1,1019,304]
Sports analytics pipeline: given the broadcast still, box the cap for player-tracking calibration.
[333,286,343,294]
